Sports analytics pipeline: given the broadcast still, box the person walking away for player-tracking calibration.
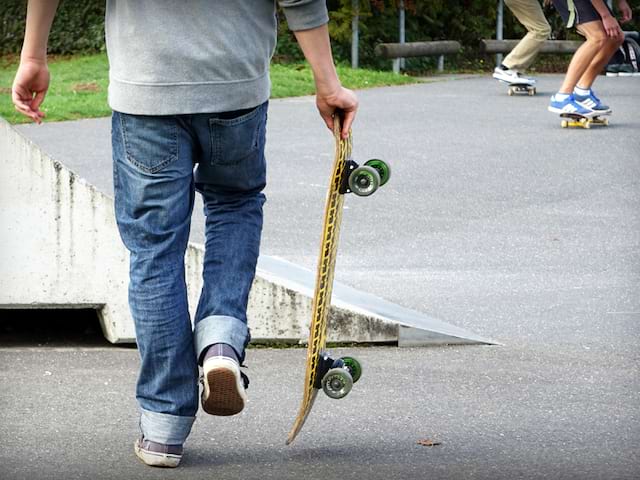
[12,0,358,468]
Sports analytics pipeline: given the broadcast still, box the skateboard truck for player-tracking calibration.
[560,113,609,129]
[507,84,536,96]
[314,352,363,400]
[339,158,391,196]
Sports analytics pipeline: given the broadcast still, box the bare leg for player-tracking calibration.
[575,22,624,89]
[558,21,612,93]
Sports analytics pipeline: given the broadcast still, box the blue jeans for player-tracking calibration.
[111,102,268,445]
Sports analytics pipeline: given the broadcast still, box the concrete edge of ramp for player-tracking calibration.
[257,256,498,347]
[0,117,496,347]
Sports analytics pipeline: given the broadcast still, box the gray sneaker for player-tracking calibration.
[134,436,183,468]
[201,343,249,416]
[618,64,634,77]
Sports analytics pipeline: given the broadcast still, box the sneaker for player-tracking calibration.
[573,88,611,114]
[492,66,535,85]
[201,343,249,416]
[548,93,595,117]
[617,64,634,77]
[134,436,183,468]
[606,64,620,77]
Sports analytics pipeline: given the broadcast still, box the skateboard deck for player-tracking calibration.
[560,113,609,129]
[285,117,388,445]
[498,79,536,96]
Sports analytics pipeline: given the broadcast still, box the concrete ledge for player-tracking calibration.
[0,118,494,347]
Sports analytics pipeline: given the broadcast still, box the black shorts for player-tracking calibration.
[552,0,613,28]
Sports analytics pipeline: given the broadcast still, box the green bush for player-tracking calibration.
[1,0,105,55]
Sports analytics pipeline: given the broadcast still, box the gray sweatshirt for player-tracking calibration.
[105,0,328,115]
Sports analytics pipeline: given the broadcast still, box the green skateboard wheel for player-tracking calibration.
[341,356,362,383]
[364,159,391,186]
[349,165,380,197]
[322,368,353,399]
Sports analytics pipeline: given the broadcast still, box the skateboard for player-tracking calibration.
[285,117,390,446]
[497,79,536,96]
[559,113,609,129]
[506,82,536,96]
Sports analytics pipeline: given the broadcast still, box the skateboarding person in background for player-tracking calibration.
[13,0,358,469]
[492,0,552,87]
[547,0,632,116]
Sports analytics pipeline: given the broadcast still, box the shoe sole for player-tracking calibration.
[547,105,596,117]
[134,441,181,468]
[492,73,535,85]
[202,358,246,416]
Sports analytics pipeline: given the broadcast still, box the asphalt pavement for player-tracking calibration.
[2,74,639,479]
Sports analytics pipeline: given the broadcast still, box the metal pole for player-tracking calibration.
[437,55,444,72]
[399,0,405,70]
[496,0,504,67]
[351,0,359,69]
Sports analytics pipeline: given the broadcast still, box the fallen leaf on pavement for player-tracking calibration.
[417,439,441,447]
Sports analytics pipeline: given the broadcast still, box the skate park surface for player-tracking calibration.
[1,74,639,479]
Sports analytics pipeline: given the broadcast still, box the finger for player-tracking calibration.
[341,110,356,139]
[11,88,32,105]
[12,86,33,108]
[14,104,41,123]
[31,90,47,112]
[323,112,334,132]
[13,99,34,116]
[13,94,43,123]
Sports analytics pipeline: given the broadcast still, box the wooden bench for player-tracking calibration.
[480,39,583,54]
[375,41,462,73]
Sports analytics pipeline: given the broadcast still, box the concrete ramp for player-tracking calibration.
[0,118,493,346]
[257,256,496,346]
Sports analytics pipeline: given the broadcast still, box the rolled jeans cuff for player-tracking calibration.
[140,408,195,445]
[194,315,249,364]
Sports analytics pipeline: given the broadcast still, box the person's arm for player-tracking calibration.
[591,0,623,38]
[616,0,632,23]
[293,24,358,139]
[12,0,60,123]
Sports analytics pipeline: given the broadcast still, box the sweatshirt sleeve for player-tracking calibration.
[278,0,329,31]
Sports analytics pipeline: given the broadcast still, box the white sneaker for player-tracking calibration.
[201,343,248,416]
[493,67,535,85]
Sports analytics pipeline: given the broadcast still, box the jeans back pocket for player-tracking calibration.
[118,113,179,174]
[208,103,266,166]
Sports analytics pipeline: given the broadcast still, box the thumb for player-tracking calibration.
[31,90,47,113]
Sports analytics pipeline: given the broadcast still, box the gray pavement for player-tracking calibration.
[3,74,640,479]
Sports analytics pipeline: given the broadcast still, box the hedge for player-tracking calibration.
[1,0,105,55]
[2,0,639,70]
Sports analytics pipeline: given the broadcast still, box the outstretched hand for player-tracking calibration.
[316,86,358,139]
[12,58,50,124]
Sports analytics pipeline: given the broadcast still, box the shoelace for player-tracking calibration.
[240,372,250,389]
